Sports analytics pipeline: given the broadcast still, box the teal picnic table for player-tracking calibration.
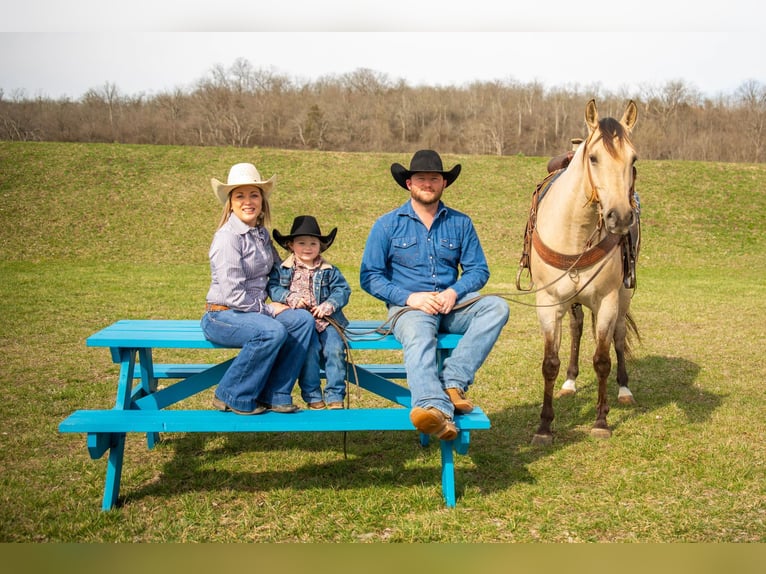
[59,319,491,510]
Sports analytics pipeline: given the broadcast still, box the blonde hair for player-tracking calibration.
[216,186,272,230]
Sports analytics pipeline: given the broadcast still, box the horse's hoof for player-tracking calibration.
[557,380,577,397]
[531,433,554,446]
[590,427,612,439]
[617,387,635,405]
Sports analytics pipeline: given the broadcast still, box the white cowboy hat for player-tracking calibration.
[210,163,276,205]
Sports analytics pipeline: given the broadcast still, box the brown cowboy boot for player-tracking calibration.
[410,407,458,440]
[446,388,474,414]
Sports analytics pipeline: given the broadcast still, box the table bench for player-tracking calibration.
[59,319,491,510]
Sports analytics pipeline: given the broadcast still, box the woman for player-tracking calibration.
[201,162,316,414]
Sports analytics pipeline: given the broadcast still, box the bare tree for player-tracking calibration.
[1,57,764,163]
[735,79,766,163]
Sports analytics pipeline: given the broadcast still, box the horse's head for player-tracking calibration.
[579,99,638,235]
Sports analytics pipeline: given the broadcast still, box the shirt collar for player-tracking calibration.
[226,214,265,238]
[397,200,447,220]
[281,253,331,270]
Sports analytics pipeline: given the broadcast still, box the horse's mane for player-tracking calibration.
[596,117,632,158]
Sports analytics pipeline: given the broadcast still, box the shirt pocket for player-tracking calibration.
[391,236,419,268]
[438,237,460,266]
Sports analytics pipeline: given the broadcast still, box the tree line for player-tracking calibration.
[2,58,764,163]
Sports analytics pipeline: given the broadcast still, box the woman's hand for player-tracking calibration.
[271,302,290,316]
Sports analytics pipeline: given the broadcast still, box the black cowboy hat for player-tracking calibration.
[390,149,462,190]
[273,215,337,252]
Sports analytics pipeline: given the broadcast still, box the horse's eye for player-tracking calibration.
[589,154,598,164]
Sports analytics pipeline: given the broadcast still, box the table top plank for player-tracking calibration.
[87,319,462,350]
[60,406,491,433]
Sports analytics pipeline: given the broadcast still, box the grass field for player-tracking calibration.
[0,141,764,542]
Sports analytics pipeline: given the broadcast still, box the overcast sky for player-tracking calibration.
[1,1,763,99]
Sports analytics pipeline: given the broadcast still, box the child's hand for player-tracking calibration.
[312,301,335,318]
[286,293,309,309]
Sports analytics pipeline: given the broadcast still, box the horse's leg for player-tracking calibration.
[558,303,584,397]
[613,312,635,405]
[591,333,612,438]
[533,313,563,446]
[591,299,619,438]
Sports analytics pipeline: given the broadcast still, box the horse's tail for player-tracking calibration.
[624,311,641,359]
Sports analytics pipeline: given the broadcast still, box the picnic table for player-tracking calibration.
[59,319,491,510]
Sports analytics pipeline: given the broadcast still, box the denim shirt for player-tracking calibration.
[268,254,351,328]
[205,214,280,315]
[360,200,490,307]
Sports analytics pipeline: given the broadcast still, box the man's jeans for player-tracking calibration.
[389,293,509,417]
[298,325,347,404]
[201,308,316,411]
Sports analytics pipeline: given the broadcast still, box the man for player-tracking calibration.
[360,150,509,440]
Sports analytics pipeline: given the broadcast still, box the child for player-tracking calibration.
[269,215,351,409]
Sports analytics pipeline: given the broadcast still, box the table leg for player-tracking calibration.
[102,433,126,511]
[138,348,160,449]
[440,438,456,508]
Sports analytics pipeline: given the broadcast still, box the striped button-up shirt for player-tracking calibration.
[205,214,280,315]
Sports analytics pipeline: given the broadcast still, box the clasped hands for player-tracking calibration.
[406,288,458,315]
[282,293,335,318]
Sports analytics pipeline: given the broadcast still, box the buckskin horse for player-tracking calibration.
[521,99,640,445]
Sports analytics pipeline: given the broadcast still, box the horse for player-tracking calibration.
[527,99,639,445]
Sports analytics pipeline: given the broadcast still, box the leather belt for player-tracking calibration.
[205,303,230,312]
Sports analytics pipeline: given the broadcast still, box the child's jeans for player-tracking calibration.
[298,325,347,404]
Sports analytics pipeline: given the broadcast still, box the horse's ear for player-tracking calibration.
[621,100,638,130]
[585,99,599,131]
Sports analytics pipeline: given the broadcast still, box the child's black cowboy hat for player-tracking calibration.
[390,149,462,190]
[273,215,337,252]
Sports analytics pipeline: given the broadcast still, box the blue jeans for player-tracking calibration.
[200,308,316,411]
[299,325,347,404]
[390,293,509,417]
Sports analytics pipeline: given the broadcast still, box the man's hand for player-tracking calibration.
[434,288,458,314]
[406,289,457,315]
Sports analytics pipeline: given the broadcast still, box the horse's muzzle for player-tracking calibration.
[605,208,634,235]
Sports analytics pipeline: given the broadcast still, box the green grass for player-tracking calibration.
[1,141,765,542]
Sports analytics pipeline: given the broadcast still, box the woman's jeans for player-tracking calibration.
[298,325,347,404]
[201,308,316,411]
[389,293,509,418]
